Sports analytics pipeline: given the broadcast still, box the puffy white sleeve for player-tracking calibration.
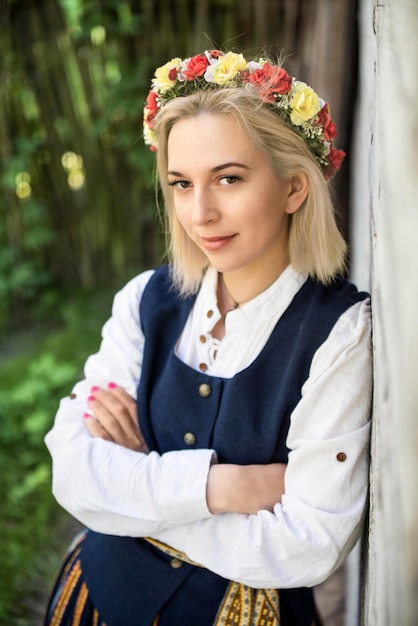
[44,270,215,535]
[147,298,372,589]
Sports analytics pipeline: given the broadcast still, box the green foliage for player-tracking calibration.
[0,287,114,623]
[0,128,56,331]
[0,205,54,326]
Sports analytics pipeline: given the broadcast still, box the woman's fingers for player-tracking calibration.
[85,384,149,453]
[83,412,113,441]
[87,393,133,444]
[107,383,139,429]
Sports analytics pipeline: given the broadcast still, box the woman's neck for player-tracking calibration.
[218,259,290,312]
[211,260,289,341]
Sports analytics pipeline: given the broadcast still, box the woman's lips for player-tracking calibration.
[200,234,237,251]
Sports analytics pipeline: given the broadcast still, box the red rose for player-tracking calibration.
[329,147,345,168]
[324,147,346,179]
[248,64,292,102]
[144,90,159,126]
[325,120,337,141]
[168,67,178,81]
[317,103,338,141]
[183,54,210,80]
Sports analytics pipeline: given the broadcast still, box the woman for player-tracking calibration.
[44,50,372,626]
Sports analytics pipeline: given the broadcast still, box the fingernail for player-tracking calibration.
[107,382,117,389]
[83,412,91,419]
[91,386,99,393]
[87,395,95,403]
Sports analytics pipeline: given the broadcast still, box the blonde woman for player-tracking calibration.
[44,50,372,626]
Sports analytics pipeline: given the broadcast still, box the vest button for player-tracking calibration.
[199,334,206,343]
[198,383,211,397]
[206,310,214,318]
[336,452,347,462]
[199,363,208,372]
[170,558,183,569]
[183,432,196,446]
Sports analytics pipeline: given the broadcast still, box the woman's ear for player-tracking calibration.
[285,173,310,215]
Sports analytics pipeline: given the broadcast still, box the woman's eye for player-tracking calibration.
[168,180,191,189]
[219,175,241,185]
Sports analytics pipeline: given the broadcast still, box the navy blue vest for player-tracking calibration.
[81,265,368,625]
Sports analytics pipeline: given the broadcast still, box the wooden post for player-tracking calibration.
[353,1,418,624]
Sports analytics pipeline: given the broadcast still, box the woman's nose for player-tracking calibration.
[191,188,219,226]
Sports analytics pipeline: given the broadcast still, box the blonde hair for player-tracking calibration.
[154,88,347,295]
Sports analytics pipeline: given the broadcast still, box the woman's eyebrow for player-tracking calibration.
[168,162,250,177]
[167,170,185,177]
[212,162,250,172]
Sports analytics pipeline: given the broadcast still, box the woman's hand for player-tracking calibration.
[206,462,286,515]
[84,384,149,453]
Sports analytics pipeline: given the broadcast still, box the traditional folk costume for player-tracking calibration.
[44,264,372,626]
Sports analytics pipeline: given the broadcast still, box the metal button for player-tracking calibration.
[184,432,196,446]
[198,383,211,397]
[170,558,183,569]
[336,452,347,462]
[199,363,208,372]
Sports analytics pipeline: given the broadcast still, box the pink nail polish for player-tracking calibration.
[107,382,117,389]
[83,413,91,419]
[87,395,95,403]
[91,386,99,393]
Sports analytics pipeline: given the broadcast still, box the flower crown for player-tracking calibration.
[143,50,345,179]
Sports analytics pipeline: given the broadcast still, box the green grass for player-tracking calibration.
[0,287,115,624]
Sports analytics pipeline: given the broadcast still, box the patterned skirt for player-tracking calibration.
[43,531,107,626]
[43,531,323,626]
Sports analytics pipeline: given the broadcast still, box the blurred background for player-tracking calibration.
[0,0,359,623]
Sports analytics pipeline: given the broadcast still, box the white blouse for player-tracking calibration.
[45,265,372,589]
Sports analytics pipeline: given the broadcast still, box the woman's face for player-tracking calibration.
[167,113,299,285]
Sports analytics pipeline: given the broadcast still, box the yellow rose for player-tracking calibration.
[289,82,321,125]
[213,52,248,85]
[152,58,182,93]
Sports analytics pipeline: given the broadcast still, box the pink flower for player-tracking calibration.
[317,103,337,141]
[247,63,292,101]
[208,50,223,59]
[183,54,210,80]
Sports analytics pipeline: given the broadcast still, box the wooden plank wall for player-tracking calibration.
[352,1,418,624]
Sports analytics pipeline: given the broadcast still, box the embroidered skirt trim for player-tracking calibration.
[43,531,106,626]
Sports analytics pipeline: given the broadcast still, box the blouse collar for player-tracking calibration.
[196,265,308,335]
